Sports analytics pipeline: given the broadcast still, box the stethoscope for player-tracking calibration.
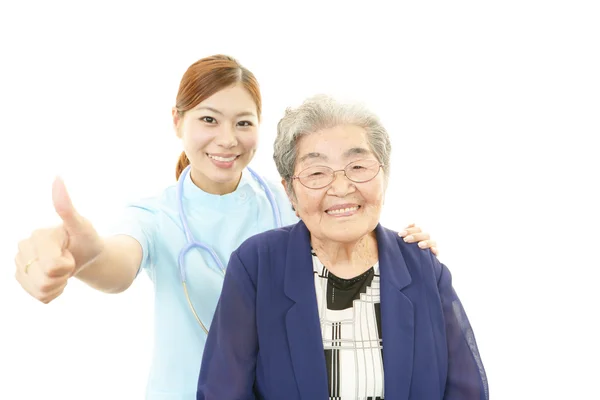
[176,165,283,334]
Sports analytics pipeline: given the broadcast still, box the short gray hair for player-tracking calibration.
[273,94,392,195]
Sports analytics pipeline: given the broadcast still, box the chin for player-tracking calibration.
[321,227,368,244]
[324,219,379,242]
[208,169,242,183]
[203,159,245,179]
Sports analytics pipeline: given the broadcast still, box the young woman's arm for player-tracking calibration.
[15,178,153,302]
[73,235,143,293]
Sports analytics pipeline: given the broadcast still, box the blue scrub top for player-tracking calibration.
[110,168,298,399]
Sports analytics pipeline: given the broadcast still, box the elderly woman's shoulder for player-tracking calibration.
[381,225,443,276]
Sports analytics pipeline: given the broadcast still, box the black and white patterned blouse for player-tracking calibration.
[312,250,384,400]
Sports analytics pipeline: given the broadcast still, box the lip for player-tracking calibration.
[207,153,239,158]
[325,204,361,218]
[206,153,240,169]
[326,203,360,212]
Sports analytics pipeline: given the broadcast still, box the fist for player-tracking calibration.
[15,227,75,303]
[14,177,103,303]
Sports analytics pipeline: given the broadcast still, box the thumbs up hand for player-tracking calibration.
[15,177,105,303]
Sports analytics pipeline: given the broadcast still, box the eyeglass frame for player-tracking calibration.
[291,159,384,189]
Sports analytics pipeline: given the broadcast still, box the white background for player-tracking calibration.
[1,1,598,399]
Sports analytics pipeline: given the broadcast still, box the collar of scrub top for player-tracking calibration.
[176,164,283,281]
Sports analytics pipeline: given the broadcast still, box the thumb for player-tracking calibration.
[52,176,82,230]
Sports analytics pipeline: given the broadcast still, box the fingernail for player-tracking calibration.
[418,242,427,248]
[399,230,407,237]
[404,235,413,242]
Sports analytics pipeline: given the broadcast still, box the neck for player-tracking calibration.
[190,168,241,195]
[311,231,378,279]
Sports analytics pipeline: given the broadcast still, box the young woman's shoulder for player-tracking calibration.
[257,175,298,226]
[123,183,179,213]
[106,183,180,238]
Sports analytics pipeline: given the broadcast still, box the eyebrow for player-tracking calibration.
[344,147,371,158]
[298,147,372,163]
[298,152,326,163]
[194,106,257,118]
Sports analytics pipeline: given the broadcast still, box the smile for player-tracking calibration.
[207,154,239,162]
[325,205,361,216]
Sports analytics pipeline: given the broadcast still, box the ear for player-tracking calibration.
[172,107,182,138]
[281,179,297,213]
[382,176,389,204]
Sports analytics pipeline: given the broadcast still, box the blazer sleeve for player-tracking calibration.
[197,251,258,400]
[432,254,490,400]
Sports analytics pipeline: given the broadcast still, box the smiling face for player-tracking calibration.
[173,84,259,194]
[287,124,386,244]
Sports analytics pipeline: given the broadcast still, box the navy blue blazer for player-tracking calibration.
[197,221,488,400]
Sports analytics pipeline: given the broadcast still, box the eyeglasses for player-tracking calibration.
[292,159,383,189]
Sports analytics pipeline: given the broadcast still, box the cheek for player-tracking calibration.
[238,131,259,151]
[297,190,325,214]
[362,181,386,209]
[184,127,213,148]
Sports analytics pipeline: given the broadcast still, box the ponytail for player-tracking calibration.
[175,151,190,180]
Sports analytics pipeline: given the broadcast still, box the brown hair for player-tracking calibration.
[174,55,262,180]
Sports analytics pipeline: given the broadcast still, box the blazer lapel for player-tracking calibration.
[376,224,415,400]
[283,221,329,399]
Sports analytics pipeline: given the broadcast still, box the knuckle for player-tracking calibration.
[41,260,57,274]
[43,289,64,304]
[30,229,45,240]
[47,259,73,276]
[17,239,29,252]
[33,291,46,301]
[39,258,58,273]
[31,228,56,244]
[36,259,51,275]
[38,280,57,293]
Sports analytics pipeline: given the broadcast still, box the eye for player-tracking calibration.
[200,116,217,124]
[237,121,253,127]
[350,160,379,170]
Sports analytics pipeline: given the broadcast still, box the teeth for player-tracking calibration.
[208,154,237,162]
[326,206,359,215]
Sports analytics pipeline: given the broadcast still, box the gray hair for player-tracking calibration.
[273,94,392,196]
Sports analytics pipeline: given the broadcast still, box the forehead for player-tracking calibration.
[192,84,258,116]
[296,125,371,162]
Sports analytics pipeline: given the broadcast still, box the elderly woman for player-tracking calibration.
[196,95,489,400]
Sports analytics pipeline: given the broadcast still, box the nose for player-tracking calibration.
[214,125,237,149]
[328,170,354,196]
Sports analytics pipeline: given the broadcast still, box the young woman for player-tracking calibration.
[14,55,439,399]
